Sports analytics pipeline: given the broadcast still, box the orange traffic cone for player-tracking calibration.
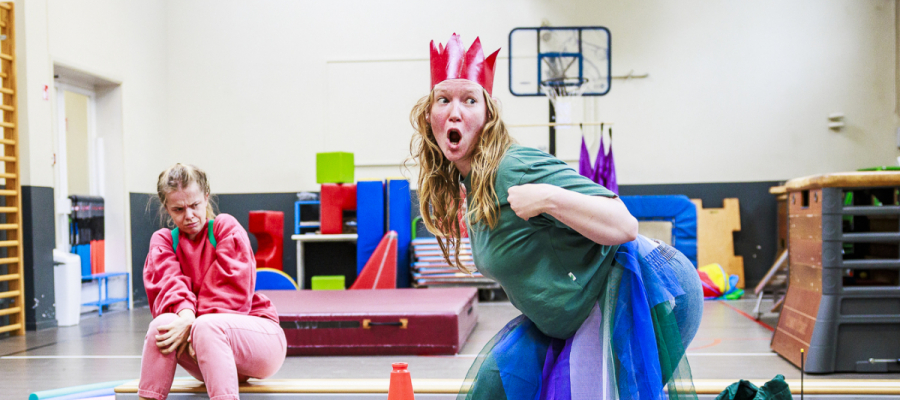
[388,362,415,400]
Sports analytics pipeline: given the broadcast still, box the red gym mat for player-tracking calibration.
[261,288,478,356]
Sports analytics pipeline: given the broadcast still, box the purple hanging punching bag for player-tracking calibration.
[600,128,618,194]
[579,134,604,184]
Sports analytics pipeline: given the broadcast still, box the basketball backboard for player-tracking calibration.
[508,27,611,97]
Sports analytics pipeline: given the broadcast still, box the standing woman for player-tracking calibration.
[139,164,286,400]
[410,34,703,399]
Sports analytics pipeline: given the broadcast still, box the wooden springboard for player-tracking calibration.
[691,198,745,288]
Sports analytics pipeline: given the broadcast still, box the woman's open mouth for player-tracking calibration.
[448,129,461,145]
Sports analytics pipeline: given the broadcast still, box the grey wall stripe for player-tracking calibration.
[130,181,780,304]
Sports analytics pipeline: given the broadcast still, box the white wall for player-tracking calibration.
[16,0,55,188]
[43,1,168,300]
[162,0,560,192]
[27,0,900,192]
[160,0,900,192]
[47,0,169,194]
[576,1,900,184]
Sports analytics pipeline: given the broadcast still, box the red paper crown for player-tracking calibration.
[430,33,500,96]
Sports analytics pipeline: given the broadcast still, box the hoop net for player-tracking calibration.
[541,65,588,133]
[540,79,589,108]
[539,55,590,105]
[540,45,590,129]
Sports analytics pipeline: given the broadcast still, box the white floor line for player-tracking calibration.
[686,353,778,357]
[719,299,763,302]
[1,355,142,359]
[427,354,479,358]
[441,352,779,359]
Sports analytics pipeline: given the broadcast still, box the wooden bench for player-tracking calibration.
[111,378,900,398]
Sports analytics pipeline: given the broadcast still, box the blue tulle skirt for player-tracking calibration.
[459,237,700,400]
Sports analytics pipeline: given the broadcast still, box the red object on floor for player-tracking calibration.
[249,211,284,271]
[698,269,722,298]
[90,240,105,274]
[263,287,478,355]
[320,183,357,234]
[388,362,415,400]
[349,231,397,290]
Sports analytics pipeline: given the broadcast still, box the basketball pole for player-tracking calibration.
[548,99,556,156]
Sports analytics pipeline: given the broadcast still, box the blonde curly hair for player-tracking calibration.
[154,163,217,228]
[408,88,514,271]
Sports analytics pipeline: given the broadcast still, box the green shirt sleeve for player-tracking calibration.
[467,145,619,338]
[505,145,617,230]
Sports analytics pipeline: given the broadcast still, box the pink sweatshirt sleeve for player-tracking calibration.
[143,230,197,318]
[196,215,256,315]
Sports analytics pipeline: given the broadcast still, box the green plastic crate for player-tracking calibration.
[316,152,355,184]
[311,275,345,290]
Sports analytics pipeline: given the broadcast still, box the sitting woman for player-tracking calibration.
[139,163,286,400]
[410,34,703,399]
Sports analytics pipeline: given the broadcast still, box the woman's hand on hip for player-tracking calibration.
[508,184,558,221]
[156,309,195,355]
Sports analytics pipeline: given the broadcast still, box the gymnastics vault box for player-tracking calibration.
[261,287,478,355]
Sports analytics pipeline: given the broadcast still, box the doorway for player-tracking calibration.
[52,64,128,310]
[54,84,99,253]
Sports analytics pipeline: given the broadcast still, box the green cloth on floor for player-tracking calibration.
[858,166,900,171]
[716,374,792,400]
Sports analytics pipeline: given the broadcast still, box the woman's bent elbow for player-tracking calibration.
[622,216,639,243]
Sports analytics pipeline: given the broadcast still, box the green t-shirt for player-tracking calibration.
[462,144,619,339]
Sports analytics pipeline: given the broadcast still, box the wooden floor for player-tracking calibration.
[1,297,897,399]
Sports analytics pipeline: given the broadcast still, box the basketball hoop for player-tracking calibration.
[509,26,611,97]
[509,26,611,155]
[540,77,590,109]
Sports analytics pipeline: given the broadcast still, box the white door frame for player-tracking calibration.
[53,82,100,252]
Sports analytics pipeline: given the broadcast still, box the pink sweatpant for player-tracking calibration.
[138,313,286,400]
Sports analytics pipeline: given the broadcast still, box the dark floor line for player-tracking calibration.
[0,341,61,357]
[716,300,775,332]
[0,329,105,357]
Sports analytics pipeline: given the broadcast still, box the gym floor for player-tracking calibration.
[1,297,897,399]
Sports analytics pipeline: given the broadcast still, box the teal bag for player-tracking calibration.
[716,374,792,400]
